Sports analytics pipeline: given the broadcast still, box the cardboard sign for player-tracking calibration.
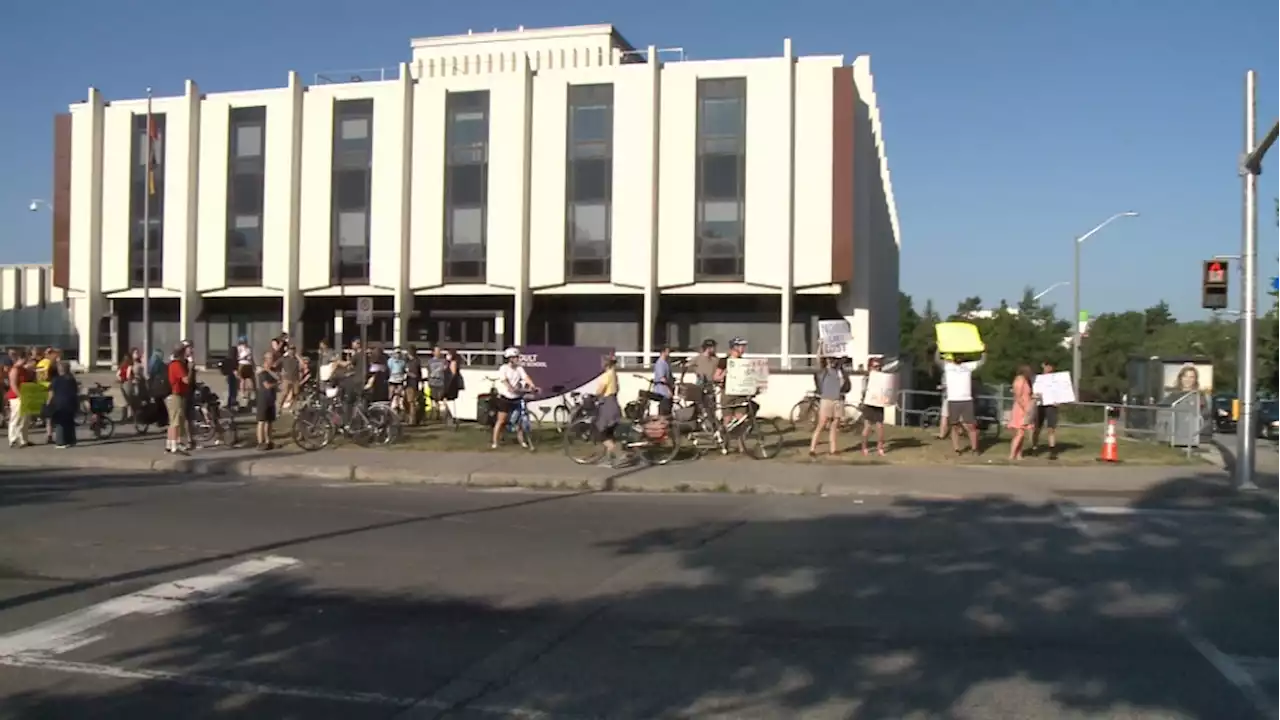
[725,358,769,396]
[818,319,853,357]
[1032,371,1076,406]
[936,322,985,354]
[864,371,898,407]
[18,383,47,417]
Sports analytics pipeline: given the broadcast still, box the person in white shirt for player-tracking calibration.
[935,349,986,455]
[491,347,539,450]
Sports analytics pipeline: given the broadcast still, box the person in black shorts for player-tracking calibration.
[255,352,278,450]
[1032,360,1059,458]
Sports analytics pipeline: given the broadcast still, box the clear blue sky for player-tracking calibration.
[2,0,1276,321]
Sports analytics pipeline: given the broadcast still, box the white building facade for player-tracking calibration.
[53,24,901,368]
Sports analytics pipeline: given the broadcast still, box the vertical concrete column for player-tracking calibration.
[177,79,202,350]
[281,71,306,340]
[512,52,534,345]
[779,39,797,369]
[394,62,414,348]
[641,45,662,365]
[72,87,106,366]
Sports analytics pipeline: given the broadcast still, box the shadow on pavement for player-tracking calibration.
[0,473,1276,718]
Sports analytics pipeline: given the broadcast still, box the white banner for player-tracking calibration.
[1032,371,1076,406]
[864,371,898,407]
[725,358,770,396]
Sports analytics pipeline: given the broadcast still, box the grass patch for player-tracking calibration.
[273,414,1200,466]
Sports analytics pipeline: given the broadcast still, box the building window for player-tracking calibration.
[331,99,374,285]
[226,106,266,286]
[129,113,166,288]
[565,84,613,281]
[443,91,489,282]
[695,78,747,281]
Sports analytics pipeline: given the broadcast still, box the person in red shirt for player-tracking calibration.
[166,347,190,454]
[7,356,30,448]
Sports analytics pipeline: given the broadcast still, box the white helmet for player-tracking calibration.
[503,347,521,359]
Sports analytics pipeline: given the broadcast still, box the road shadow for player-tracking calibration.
[0,474,1275,718]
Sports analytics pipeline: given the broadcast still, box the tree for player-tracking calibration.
[899,295,1270,401]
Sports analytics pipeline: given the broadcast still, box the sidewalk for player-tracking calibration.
[0,432,1251,505]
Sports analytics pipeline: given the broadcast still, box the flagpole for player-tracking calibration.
[142,87,153,374]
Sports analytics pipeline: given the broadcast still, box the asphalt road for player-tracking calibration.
[0,470,1274,719]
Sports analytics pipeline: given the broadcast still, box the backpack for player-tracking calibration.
[117,363,129,382]
[151,364,174,399]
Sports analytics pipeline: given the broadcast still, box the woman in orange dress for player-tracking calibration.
[1007,365,1036,460]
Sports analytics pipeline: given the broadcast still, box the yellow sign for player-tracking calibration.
[935,322,985,354]
[18,383,47,418]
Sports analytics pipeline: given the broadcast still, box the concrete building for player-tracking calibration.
[52,23,901,368]
[0,264,79,353]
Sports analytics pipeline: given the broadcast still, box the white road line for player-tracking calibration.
[1180,621,1278,719]
[0,654,569,718]
[0,654,427,709]
[1074,506,1267,520]
[1053,501,1090,534]
[0,555,299,657]
[321,482,391,488]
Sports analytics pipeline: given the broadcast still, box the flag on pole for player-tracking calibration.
[145,100,160,195]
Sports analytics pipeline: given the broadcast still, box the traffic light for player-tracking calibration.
[1202,260,1229,310]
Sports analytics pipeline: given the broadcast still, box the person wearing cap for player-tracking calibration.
[165,344,192,454]
[491,347,538,450]
[690,339,719,385]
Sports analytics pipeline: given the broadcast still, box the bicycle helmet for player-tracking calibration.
[503,347,521,359]
[729,337,747,348]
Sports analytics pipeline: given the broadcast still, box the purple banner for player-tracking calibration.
[514,346,613,401]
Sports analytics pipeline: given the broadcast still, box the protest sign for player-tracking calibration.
[864,371,898,407]
[818,319,853,357]
[1032,371,1076,406]
[725,358,769,396]
[19,383,47,417]
[935,322,985,354]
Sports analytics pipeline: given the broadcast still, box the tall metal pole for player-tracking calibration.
[1235,70,1260,491]
[1072,239,1081,395]
[141,87,153,375]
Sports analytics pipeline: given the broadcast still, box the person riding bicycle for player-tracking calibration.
[491,347,539,450]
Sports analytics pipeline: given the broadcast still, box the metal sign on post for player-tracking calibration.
[355,297,374,326]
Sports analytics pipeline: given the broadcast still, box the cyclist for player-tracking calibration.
[491,347,539,450]
[593,352,626,466]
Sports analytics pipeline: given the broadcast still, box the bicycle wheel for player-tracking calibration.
[367,404,402,445]
[91,416,115,440]
[552,405,570,432]
[219,417,239,446]
[347,409,376,447]
[838,403,863,431]
[564,417,605,465]
[789,399,817,431]
[521,413,537,451]
[639,416,681,466]
[744,418,784,460]
[292,407,334,451]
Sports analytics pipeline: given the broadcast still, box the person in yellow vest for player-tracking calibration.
[35,348,61,445]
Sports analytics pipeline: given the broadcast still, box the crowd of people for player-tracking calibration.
[3,346,80,448]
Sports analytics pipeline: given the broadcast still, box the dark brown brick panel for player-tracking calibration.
[52,113,72,290]
[830,66,854,285]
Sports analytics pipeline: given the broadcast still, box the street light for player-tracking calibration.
[1032,281,1070,303]
[1072,211,1139,395]
[28,199,50,212]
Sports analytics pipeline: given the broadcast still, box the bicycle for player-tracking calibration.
[685,392,783,459]
[292,392,399,451]
[565,393,681,466]
[549,384,587,432]
[791,390,861,432]
[191,383,237,447]
[84,383,116,440]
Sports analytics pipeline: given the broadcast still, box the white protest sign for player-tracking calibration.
[1033,371,1076,406]
[818,320,853,357]
[725,358,769,396]
[864,371,898,407]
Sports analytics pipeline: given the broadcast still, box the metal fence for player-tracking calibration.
[894,386,1207,454]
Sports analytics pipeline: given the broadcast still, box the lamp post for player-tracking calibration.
[27,199,51,213]
[1072,212,1139,395]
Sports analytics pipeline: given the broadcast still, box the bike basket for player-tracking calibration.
[89,396,114,414]
[636,389,656,403]
[678,384,704,402]
[642,417,669,440]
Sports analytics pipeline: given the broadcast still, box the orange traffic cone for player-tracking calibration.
[1097,417,1120,463]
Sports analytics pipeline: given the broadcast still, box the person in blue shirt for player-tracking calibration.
[651,345,674,416]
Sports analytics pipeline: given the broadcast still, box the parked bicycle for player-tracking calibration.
[686,392,782,459]
[563,393,681,466]
[83,383,116,440]
[790,390,861,432]
[191,383,238,447]
[292,393,401,451]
